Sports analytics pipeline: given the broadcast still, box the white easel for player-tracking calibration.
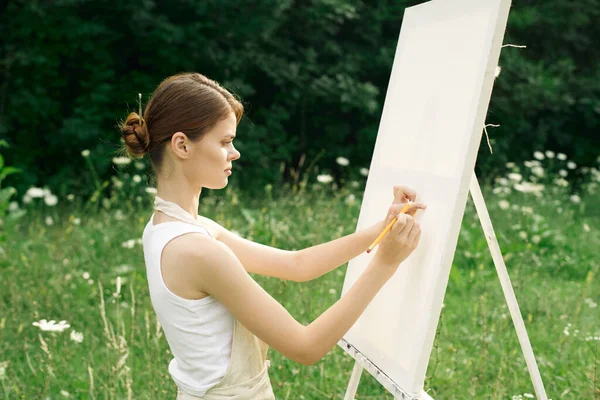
[340,172,548,400]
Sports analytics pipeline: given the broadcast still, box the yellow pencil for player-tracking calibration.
[366,202,412,254]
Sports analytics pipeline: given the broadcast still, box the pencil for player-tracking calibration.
[366,202,412,254]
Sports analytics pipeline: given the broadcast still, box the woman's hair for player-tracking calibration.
[119,72,244,171]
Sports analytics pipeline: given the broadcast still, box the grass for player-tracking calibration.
[0,171,598,399]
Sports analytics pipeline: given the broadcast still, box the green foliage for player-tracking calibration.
[1,0,599,199]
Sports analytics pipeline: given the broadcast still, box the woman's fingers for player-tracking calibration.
[406,202,427,216]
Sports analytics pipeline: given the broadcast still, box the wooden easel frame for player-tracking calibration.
[339,173,548,400]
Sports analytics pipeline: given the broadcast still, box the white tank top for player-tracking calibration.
[142,201,234,397]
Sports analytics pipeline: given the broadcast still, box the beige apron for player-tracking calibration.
[153,196,276,400]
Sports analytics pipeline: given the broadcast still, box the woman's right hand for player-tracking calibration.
[373,211,422,270]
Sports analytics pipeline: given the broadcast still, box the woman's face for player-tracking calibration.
[183,112,240,190]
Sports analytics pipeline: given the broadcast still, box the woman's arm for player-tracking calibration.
[293,220,386,281]
[176,232,396,366]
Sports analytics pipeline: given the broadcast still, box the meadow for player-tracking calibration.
[0,151,598,399]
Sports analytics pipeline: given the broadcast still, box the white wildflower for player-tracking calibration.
[523,394,534,399]
[134,161,145,170]
[82,272,90,279]
[121,239,136,249]
[45,216,54,226]
[8,202,19,212]
[66,194,75,201]
[32,319,71,332]
[496,177,509,186]
[555,178,569,187]
[567,161,577,170]
[528,160,541,168]
[132,175,142,183]
[359,168,369,177]
[531,166,544,177]
[557,153,567,160]
[328,288,337,295]
[114,210,125,220]
[81,149,90,157]
[87,279,94,285]
[532,235,541,244]
[72,217,81,225]
[498,200,510,210]
[145,187,158,195]
[350,181,360,188]
[69,331,83,343]
[559,169,568,177]
[505,162,516,168]
[569,195,581,204]
[22,195,31,204]
[112,157,131,165]
[583,223,590,232]
[508,173,522,182]
[514,182,544,194]
[335,157,350,166]
[44,193,58,206]
[26,187,47,198]
[316,174,333,184]
[345,194,356,205]
[545,151,555,159]
[533,151,544,160]
[584,298,597,308]
[519,231,527,240]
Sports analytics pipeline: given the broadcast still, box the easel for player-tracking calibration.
[339,173,548,399]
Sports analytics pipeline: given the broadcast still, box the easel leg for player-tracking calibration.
[469,173,548,400]
[344,361,363,400]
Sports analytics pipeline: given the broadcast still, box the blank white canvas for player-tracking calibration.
[340,0,511,395]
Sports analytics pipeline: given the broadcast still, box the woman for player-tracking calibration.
[120,72,425,399]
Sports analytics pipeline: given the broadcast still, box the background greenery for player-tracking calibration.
[1,0,599,198]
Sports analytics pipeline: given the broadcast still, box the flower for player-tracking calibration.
[112,157,131,165]
[545,151,555,159]
[569,194,581,204]
[145,187,158,195]
[531,235,541,244]
[523,394,534,399]
[514,182,544,194]
[82,272,90,279]
[505,162,516,168]
[121,239,136,249]
[557,153,567,160]
[583,223,590,232]
[32,319,71,332]
[498,200,510,210]
[359,168,369,177]
[335,157,350,166]
[567,161,577,170]
[559,169,568,177]
[45,216,54,226]
[345,194,356,205]
[134,161,145,170]
[26,187,46,198]
[533,151,544,160]
[81,149,90,157]
[44,193,58,206]
[508,173,522,182]
[8,202,19,212]
[69,330,84,343]
[66,194,75,201]
[133,175,142,183]
[531,166,544,177]
[316,174,333,184]
[328,288,337,295]
[519,231,528,240]
[72,217,81,225]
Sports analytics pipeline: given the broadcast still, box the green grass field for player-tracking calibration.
[1,159,599,399]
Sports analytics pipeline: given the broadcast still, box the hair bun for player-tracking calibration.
[121,112,149,158]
